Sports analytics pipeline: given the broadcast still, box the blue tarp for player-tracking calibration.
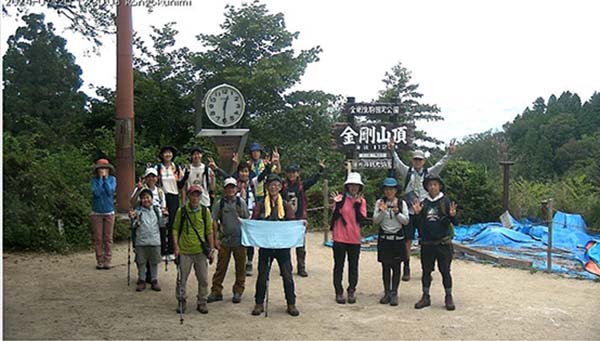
[329,211,600,279]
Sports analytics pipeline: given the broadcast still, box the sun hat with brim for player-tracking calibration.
[143,167,158,178]
[139,188,153,198]
[382,177,398,188]
[94,159,114,172]
[159,146,178,158]
[423,174,445,190]
[344,172,364,186]
[224,177,238,188]
[412,150,426,160]
[266,174,283,185]
[249,143,262,153]
[187,185,203,194]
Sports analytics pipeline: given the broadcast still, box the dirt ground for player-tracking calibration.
[3,231,599,340]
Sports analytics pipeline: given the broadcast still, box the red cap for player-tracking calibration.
[187,185,203,194]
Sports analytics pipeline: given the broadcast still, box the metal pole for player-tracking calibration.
[323,179,329,244]
[499,161,514,213]
[115,2,135,213]
[547,198,554,273]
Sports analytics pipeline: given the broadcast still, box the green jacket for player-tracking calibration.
[173,204,213,255]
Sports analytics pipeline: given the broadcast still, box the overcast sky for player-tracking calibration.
[2,0,599,144]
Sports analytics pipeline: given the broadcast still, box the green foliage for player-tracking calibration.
[3,133,92,252]
[509,175,600,230]
[194,1,322,121]
[441,160,503,224]
[377,62,444,147]
[3,13,88,147]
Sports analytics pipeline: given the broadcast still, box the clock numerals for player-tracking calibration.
[234,96,240,102]
[236,103,241,109]
[209,104,214,109]
[222,117,227,124]
[209,111,216,116]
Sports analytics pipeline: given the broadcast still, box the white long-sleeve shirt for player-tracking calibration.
[372,198,409,234]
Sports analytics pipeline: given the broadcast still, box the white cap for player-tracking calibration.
[224,177,238,188]
[143,167,158,177]
[412,150,426,159]
[344,172,364,186]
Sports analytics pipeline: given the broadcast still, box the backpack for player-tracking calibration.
[156,163,183,187]
[218,196,243,222]
[177,205,211,257]
[404,166,428,192]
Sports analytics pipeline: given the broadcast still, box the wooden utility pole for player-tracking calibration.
[499,161,514,213]
[546,199,554,273]
[115,3,135,213]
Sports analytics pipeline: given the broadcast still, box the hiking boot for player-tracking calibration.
[414,294,431,309]
[379,291,391,304]
[207,293,223,303]
[297,269,308,277]
[347,289,357,304]
[102,263,112,270]
[335,293,346,304]
[287,304,300,317]
[176,301,186,314]
[389,291,399,306]
[96,263,103,270]
[402,265,410,281]
[246,262,253,276]
[232,293,242,304]
[150,280,161,292]
[197,303,208,314]
[445,294,456,311]
[251,304,264,316]
[135,280,146,292]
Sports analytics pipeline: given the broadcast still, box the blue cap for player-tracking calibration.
[382,177,398,188]
[249,143,262,152]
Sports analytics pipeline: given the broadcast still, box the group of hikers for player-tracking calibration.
[90,138,458,317]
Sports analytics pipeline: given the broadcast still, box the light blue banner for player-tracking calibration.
[240,219,306,249]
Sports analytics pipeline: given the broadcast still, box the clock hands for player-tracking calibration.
[222,96,229,115]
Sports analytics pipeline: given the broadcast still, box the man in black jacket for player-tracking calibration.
[411,174,458,311]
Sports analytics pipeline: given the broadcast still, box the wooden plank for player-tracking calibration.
[453,243,532,268]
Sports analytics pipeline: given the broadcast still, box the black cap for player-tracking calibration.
[266,174,283,185]
[190,146,204,154]
[423,174,445,190]
[139,188,153,198]
[286,164,300,172]
[159,146,178,158]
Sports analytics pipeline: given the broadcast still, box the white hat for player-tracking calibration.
[143,167,158,177]
[224,177,238,188]
[344,172,364,186]
[412,150,426,159]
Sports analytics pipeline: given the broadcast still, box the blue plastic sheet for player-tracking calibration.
[328,211,600,279]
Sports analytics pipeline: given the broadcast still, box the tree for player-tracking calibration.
[377,62,444,147]
[194,1,322,123]
[3,13,87,146]
[3,3,115,47]
[132,23,197,147]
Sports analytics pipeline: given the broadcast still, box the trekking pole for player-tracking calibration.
[176,258,184,324]
[127,215,136,286]
[265,256,274,318]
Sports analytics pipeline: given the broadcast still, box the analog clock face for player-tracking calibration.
[204,84,245,127]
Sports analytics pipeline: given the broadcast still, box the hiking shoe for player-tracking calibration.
[287,304,300,317]
[251,304,264,316]
[136,280,146,292]
[414,294,431,309]
[150,280,161,292]
[102,263,112,270]
[232,293,242,304]
[176,301,186,314]
[246,262,253,276]
[445,294,456,311]
[207,293,223,303]
[197,303,208,314]
[96,263,103,270]
[389,291,399,306]
[402,265,410,281]
[379,291,391,304]
[347,289,357,304]
[335,294,346,304]
[298,269,308,277]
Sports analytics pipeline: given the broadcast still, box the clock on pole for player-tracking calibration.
[196,83,250,173]
[204,84,246,128]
